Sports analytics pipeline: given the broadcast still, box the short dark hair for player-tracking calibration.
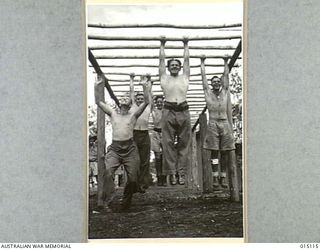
[154,95,164,102]
[135,92,144,98]
[210,76,220,82]
[167,58,182,68]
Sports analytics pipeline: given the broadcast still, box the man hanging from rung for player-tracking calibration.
[159,36,191,185]
[200,55,238,191]
[95,75,151,211]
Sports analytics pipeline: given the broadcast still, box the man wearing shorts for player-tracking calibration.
[95,75,151,210]
[200,55,235,189]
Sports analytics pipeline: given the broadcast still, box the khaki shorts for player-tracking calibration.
[203,120,235,151]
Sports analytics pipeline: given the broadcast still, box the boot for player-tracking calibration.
[121,183,135,210]
[213,176,219,189]
[178,175,185,185]
[169,174,177,185]
[220,176,228,188]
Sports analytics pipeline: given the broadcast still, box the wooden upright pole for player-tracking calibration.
[96,82,106,207]
[188,131,202,190]
[199,113,213,193]
[228,151,240,202]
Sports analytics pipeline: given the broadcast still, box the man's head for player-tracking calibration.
[167,58,182,76]
[135,92,144,106]
[119,95,131,110]
[154,95,164,110]
[210,76,222,92]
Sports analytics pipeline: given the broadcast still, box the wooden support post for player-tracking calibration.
[96,83,106,207]
[199,113,213,193]
[187,131,202,190]
[196,131,203,193]
[228,150,240,202]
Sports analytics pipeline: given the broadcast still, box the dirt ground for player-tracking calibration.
[88,185,243,239]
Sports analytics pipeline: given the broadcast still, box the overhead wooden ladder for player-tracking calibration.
[88,23,242,205]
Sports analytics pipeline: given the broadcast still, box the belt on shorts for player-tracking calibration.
[112,138,134,147]
[164,101,189,112]
[153,127,162,133]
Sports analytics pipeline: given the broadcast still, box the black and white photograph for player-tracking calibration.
[87,2,244,240]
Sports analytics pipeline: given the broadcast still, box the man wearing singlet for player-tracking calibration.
[200,56,235,189]
[130,74,153,193]
[159,37,191,185]
[95,75,151,211]
[151,95,166,186]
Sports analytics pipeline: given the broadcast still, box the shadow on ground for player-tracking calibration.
[88,185,243,239]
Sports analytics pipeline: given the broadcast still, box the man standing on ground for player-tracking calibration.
[89,135,98,188]
[130,74,153,192]
[159,37,191,185]
[151,95,166,186]
[95,75,151,211]
[200,55,236,189]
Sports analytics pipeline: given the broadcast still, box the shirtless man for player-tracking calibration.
[95,75,151,210]
[200,55,235,189]
[151,95,166,186]
[159,37,191,185]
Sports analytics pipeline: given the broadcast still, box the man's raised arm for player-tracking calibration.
[222,56,233,127]
[129,72,135,106]
[183,37,190,78]
[159,37,166,78]
[94,76,113,116]
[200,55,211,101]
[145,74,154,110]
[133,79,151,119]
[222,56,230,90]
